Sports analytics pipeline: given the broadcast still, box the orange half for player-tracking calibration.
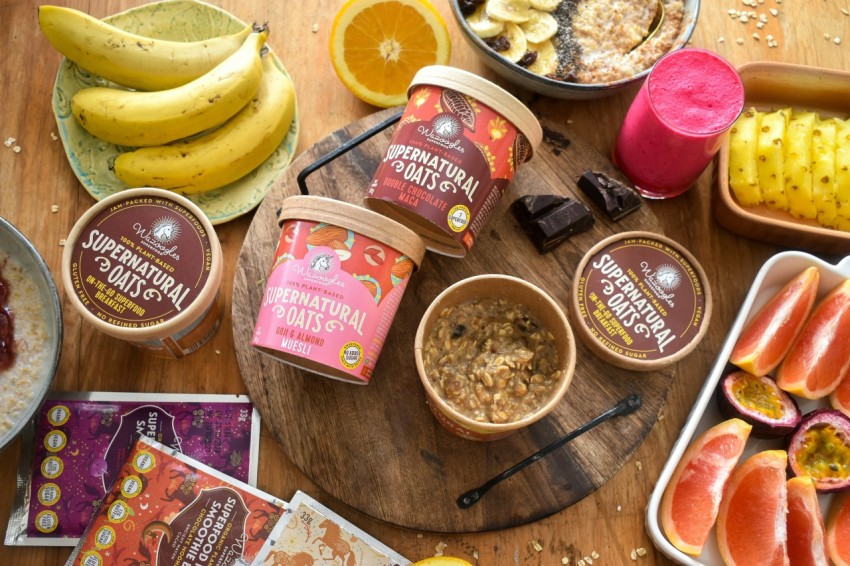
[329,0,451,107]
[827,492,850,566]
[660,418,752,556]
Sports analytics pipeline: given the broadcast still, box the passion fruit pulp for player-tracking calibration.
[787,409,850,493]
[717,370,802,438]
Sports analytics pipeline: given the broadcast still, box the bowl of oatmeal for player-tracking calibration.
[414,274,576,440]
[451,0,699,99]
[0,218,63,452]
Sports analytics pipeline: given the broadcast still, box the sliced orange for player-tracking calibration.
[660,418,752,556]
[831,373,850,417]
[716,450,789,566]
[827,492,850,566]
[786,476,828,566]
[329,0,451,107]
[777,279,850,399]
[729,266,819,377]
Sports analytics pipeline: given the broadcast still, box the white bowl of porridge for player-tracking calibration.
[0,218,62,452]
[451,0,699,99]
[414,274,576,440]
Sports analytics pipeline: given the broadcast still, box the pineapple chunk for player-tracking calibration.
[728,107,763,206]
[835,118,850,230]
[757,108,792,211]
[784,111,818,219]
[812,118,838,228]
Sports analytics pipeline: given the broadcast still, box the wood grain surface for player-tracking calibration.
[232,110,674,533]
[1,0,848,564]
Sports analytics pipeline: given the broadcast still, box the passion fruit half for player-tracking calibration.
[717,370,802,438]
[787,409,850,493]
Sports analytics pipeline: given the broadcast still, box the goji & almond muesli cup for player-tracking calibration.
[365,65,543,257]
[252,196,425,384]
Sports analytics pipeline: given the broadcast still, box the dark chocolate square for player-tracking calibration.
[577,170,642,221]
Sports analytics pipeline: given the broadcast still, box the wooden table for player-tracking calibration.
[1,1,847,564]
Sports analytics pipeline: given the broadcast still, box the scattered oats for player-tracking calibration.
[215,349,221,355]
[736,37,745,45]
[739,13,749,22]
[658,411,665,420]
[584,557,593,565]
[578,560,586,566]
[767,34,775,40]
[51,205,59,213]
[636,460,643,470]
[434,542,447,556]
[637,547,648,557]
[59,239,67,247]
[757,21,765,28]
[728,8,737,15]
[13,146,21,153]
[591,551,600,560]
[825,33,832,40]
[617,504,622,512]
[532,540,543,552]
[718,36,725,43]
[776,0,780,3]
[759,13,769,22]
[50,132,58,141]
[562,558,569,565]
[4,137,15,147]
[630,549,638,561]
[753,33,760,40]
[473,550,479,560]
[843,8,850,15]
[835,36,842,44]
[417,533,423,539]
[759,0,764,3]
[311,23,319,33]
[770,7,779,15]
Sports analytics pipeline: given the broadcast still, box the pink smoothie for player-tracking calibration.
[613,48,745,198]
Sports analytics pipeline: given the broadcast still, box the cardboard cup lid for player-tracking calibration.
[570,231,713,371]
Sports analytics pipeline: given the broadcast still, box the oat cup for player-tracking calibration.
[252,196,425,384]
[62,188,222,359]
[414,274,576,440]
[365,65,543,257]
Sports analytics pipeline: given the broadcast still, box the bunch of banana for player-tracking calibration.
[40,6,298,195]
[728,107,850,231]
[114,55,296,194]
[463,0,560,76]
[39,5,251,91]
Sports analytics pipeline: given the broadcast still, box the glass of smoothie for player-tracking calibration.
[612,48,745,199]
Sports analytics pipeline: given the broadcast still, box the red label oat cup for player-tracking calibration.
[61,188,222,359]
[252,196,425,384]
[365,65,543,257]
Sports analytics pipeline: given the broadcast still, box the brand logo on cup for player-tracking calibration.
[654,264,682,292]
[309,253,335,273]
[431,114,462,139]
[150,217,181,244]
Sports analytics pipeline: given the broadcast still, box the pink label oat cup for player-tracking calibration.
[365,65,543,257]
[252,196,425,384]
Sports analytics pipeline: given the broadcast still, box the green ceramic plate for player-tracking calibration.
[51,0,299,225]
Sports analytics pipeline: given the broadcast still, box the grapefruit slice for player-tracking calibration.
[786,476,829,566]
[730,266,819,377]
[827,492,850,566]
[776,279,850,399]
[831,373,850,417]
[716,450,789,566]
[660,418,752,556]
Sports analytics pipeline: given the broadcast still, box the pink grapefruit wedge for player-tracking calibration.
[660,418,752,556]
[776,279,850,399]
[831,373,850,417]
[716,450,789,566]
[730,266,819,377]
[827,492,850,566]
[786,476,828,566]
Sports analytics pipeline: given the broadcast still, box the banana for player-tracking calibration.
[113,55,296,195]
[467,4,505,38]
[520,9,558,43]
[71,29,268,147]
[529,0,561,11]
[486,0,532,24]
[527,40,558,76]
[492,23,527,63]
[39,5,251,91]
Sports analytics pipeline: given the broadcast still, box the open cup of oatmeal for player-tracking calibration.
[414,274,576,440]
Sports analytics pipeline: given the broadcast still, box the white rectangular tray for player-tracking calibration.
[646,251,850,565]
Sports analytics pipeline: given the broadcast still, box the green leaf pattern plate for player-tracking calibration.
[51,0,299,225]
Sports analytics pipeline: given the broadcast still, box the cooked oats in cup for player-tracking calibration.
[423,297,562,424]
[415,274,575,440]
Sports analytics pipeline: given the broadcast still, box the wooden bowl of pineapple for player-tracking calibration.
[716,61,850,254]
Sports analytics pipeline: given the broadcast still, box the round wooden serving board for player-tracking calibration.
[232,108,676,533]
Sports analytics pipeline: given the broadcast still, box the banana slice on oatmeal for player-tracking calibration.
[486,0,532,23]
[526,39,558,76]
[467,4,505,38]
[520,9,558,43]
[488,22,528,62]
[530,0,562,12]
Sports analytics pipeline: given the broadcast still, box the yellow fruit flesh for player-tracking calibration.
[757,108,792,211]
[785,111,817,219]
[729,108,763,206]
[813,118,839,228]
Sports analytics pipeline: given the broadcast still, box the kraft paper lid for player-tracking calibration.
[570,231,713,372]
[409,65,543,159]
